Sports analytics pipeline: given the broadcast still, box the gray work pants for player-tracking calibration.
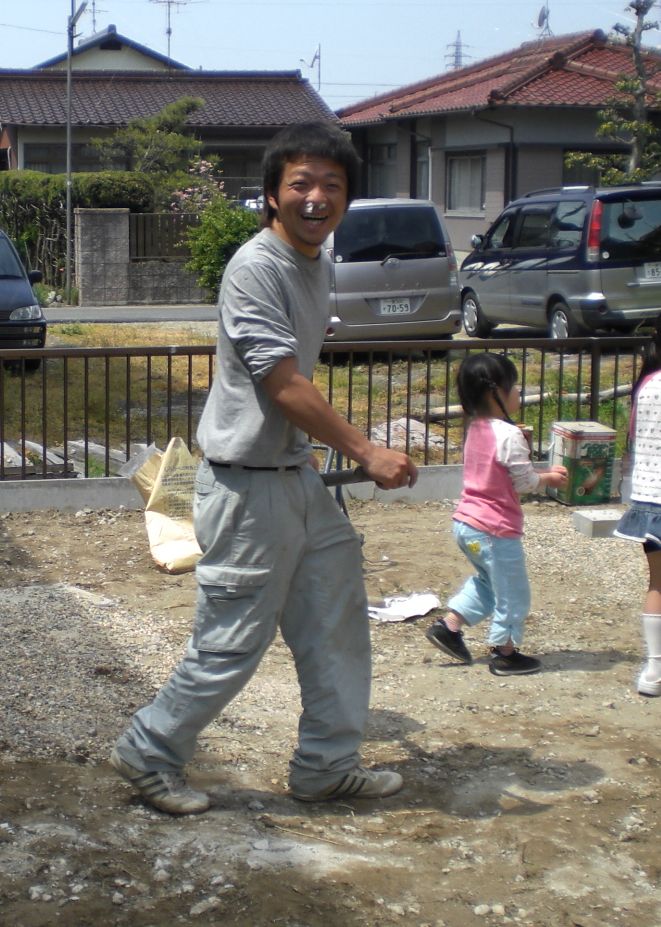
[115,460,371,792]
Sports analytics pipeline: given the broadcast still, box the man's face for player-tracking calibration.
[267,157,348,258]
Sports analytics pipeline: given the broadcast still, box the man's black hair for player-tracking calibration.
[261,121,361,224]
[456,352,519,421]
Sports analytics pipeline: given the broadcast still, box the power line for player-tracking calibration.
[0,22,61,35]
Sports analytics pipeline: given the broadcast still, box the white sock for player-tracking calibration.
[641,613,661,679]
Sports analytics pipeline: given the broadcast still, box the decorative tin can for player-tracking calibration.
[548,421,617,505]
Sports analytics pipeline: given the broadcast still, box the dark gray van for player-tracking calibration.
[324,199,461,342]
[0,230,45,370]
[460,184,661,338]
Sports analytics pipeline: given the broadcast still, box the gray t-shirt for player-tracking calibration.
[196,228,331,467]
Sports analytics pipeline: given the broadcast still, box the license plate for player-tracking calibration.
[378,298,411,315]
[644,262,661,279]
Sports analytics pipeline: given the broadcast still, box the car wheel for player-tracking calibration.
[548,302,580,340]
[462,291,492,338]
[24,358,41,373]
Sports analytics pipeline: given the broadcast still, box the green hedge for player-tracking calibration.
[0,170,155,289]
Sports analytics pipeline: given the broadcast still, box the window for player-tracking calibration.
[415,141,430,199]
[334,205,445,264]
[485,209,516,249]
[367,143,397,197]
[23,143,107,173]
[446,153,485,213]
[549,200,587,249]
[601,195,661,260]
[514,205,554,249]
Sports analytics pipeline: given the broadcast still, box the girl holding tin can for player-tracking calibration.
[426,352,567,676]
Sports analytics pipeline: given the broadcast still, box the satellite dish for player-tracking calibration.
[538,5,548,28]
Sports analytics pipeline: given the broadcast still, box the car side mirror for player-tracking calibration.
[470,234,484,249]
[28,270,43,284]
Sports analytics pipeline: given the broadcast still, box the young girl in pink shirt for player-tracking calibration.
[427,353,567,675]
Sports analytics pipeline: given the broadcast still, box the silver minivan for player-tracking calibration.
[324,199,461,342]
[460,184,661,339]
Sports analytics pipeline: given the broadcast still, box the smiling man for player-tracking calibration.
[111,122,417,814]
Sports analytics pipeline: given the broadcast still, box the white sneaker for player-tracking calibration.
[637,663,661,697]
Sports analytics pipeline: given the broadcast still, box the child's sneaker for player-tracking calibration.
[489,648,541,676]
[426,619,473,665]
[637,662,661,697]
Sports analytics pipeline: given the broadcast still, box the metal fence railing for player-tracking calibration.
[0,335,648,481]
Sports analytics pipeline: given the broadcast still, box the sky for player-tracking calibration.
[2,0,661,111]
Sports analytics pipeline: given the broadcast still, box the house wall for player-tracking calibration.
[46,47,170,71]
[349,106,612,252]
[75,209,208,306]
[516,145,563,197]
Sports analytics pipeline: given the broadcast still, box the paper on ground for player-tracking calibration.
[368,592,440,623]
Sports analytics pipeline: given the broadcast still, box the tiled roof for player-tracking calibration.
[0,69,335,128]
[338,30,661,126]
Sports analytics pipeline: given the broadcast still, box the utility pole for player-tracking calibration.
[65,0,87,305]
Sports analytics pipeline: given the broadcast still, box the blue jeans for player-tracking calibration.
[447,521,531,647]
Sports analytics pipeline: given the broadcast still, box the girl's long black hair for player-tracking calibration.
[633,315,661,398]
[456,352,519,422]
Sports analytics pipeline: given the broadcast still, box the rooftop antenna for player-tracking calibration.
[87,0,107,33]
[537,3,553,38]
[300,44,321,91]
[149,0,203,62]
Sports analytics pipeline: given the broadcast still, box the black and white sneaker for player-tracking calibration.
[425,619,473,665]
[489,648,541,676]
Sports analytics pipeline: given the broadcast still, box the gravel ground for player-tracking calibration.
[0,498,659,927]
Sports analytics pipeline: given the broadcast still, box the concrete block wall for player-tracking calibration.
[75,208,130,306]
[128,260,208,304]
[75,208,210,306]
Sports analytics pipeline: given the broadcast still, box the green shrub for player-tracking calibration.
[0,170,155,287]
[186,197,260,294]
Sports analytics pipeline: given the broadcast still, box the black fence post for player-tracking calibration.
[589,340,602,422]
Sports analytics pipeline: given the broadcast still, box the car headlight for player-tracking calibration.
[9,304,43,321]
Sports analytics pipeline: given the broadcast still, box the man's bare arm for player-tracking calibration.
[262,356,417,489]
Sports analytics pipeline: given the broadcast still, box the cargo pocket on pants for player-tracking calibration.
[193,562,272,653]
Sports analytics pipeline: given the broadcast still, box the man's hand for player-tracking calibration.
[262,357,417,489]
[361,446,418,489]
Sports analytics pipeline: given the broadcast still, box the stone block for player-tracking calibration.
[572,508,623,539]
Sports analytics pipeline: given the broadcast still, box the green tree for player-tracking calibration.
[565,1,661,184]
[90,97,204,176]
[186,197,260,294]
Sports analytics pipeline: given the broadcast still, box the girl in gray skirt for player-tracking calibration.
[615,318,661,697]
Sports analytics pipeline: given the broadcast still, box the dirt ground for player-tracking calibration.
[0,496,659,927]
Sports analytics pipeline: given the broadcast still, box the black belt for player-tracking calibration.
[207,460,299,472]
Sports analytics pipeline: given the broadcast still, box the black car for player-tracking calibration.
[460,183,661,339]
[0,230,45,370]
